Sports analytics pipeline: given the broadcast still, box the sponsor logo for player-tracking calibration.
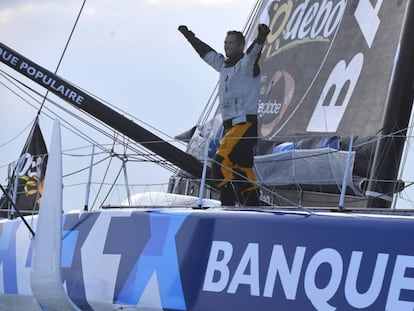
[263,0,345,59]
[258,0,346,137]
[0,44,84,106]
[16,152,45,202]
[0,211,189,310]
[258,71,295,137]
[203,240,414,310]
[257,0,385,138]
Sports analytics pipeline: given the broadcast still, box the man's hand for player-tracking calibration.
[178,25,195,39]
[256,24,270,44]
[178,25,189,33]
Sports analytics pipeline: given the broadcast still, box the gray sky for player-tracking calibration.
[0,0,256,210]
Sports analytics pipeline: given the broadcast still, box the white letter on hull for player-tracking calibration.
[386,255,414,311]
[228,243,260,296]
[203,241,233,292]
[304,248,343,311]
[345,251,388,308]
[263,245,306,300]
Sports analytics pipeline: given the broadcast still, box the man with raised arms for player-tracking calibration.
[178,23,270,206]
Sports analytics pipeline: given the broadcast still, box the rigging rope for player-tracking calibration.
[89,131,122,210]
[0,68,179,170]
[38,0,87,115]
[4,63,412,209]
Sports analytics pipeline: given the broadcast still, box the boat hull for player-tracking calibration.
[1,207,414,310]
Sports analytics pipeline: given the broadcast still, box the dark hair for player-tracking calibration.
[227,31,245,46]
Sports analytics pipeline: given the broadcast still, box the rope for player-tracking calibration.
[38,0,87,115]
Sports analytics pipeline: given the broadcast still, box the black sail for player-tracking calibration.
[252,0,414,207]
[186,0,414,207]
[0,118,47,217]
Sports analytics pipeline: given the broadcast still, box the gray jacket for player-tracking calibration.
[203,43,263,123]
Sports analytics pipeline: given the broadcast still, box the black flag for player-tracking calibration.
[0,119,48,217]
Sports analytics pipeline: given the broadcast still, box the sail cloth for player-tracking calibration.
[0,119,48,217]
[249,0,407,139]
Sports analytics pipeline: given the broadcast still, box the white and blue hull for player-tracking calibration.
[2,207,414,310]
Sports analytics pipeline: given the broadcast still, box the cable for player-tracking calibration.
[0,184,35,237]
[38,0,87,114]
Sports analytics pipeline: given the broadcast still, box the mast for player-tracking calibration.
[366,2,414,208]
[0,42,207,183]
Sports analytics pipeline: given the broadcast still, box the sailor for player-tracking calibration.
[178,23,270,206]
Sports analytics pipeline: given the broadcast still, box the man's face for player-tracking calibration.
[224,34,244,58]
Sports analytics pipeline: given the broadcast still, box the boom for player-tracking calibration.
[0,42,208,183]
